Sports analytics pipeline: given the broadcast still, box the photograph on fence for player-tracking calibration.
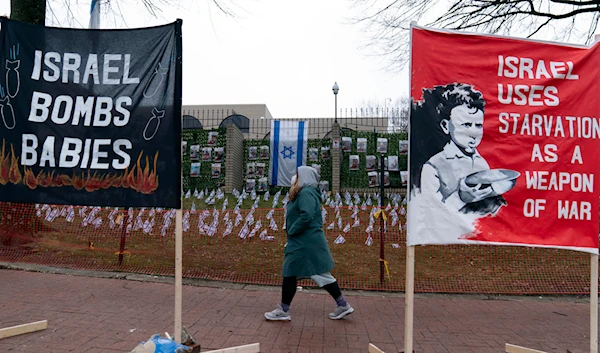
[340,131,407,189]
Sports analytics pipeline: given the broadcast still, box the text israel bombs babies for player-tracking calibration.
[23,52,141,170]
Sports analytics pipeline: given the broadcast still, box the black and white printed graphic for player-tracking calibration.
[213,147,224,162]
[409,83,519,242]
[341,137,352,152]
[388,156,399,171]
[259,145,269,159]
[366,155,377,171]
[357,138,367,153]
[320,146,330,160]
[309,147,319,162]
[0,18,182,207]
[376,138,388,153]
[248,146,258,160]
[255,162,265,177]
[349,155,359,170]
[190,145,200,161]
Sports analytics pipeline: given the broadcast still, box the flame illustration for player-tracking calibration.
[37,170,54,188]
[100,174,115,189]
[112,175,123,188]
[23,167,37,189]
[0,139,160,195]
[22,169,58,190]
[60,174,72,186]
[121,167,130,189]
[84,171,102,192]
[8,144,21,184]
[51,173,64,187]
[127,151,159,194]
[0,140,8,185]
[71,172,85,190]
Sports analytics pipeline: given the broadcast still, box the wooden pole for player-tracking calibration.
[591,253,598,353]
[404,245,415,353]
[175,208,183,343]
[405,23,415,353]
[174,18,184,344]
[0,320,47,339]
[117,208,129,266]
[590,33,600,353]
[379,153,385,284]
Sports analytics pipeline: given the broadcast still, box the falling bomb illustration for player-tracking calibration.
[5,60,20,98]
[143,108,165,140]
[0,96,16,129]
[143,63,169,98]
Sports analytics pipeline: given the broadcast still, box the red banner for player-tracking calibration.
[407,26,600,253]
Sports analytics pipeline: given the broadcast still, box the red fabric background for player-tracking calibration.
[411,27,600,250]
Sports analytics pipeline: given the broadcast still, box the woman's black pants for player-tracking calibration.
[281,276,343,305]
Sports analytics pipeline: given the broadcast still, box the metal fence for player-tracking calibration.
[0,193,596,294]
[0,112,596,295]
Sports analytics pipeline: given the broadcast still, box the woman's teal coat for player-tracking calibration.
[281,186,334,277]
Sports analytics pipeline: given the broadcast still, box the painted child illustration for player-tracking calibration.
[416,83,506,216]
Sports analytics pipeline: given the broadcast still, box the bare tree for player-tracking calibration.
[352,0,600,69]
[10,0,240,27]
[389,96,410,133]
[356,97,410,133]
[11,0,47,24]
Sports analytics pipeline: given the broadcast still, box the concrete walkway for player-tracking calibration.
[0,264,592,353]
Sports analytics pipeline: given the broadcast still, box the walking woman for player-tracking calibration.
[264,166,354,321]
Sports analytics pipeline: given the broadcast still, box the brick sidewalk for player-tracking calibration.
[0,268,591,353]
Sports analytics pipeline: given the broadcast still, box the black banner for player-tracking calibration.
[0,18,182,208]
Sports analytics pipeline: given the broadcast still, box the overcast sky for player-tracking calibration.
[0,0,410,119]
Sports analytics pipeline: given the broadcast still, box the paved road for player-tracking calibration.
[0,265,592,353]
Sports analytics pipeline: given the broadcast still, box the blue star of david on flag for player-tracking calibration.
[269,120,308,186]
[281,146,295,159]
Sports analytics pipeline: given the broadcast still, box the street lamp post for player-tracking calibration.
[332,82,339,123]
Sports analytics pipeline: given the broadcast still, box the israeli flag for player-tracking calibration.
[89,0,101,29]
[269,120,309,187]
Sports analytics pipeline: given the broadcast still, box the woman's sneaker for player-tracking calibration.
[329,304,354,320]
[264,305,291,321]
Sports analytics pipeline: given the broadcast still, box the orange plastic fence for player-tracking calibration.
[0,197,595,294]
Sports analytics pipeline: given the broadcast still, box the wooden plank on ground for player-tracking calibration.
[0,320,48,339]
[203,343,260,353]
[505,343,547,353]
[369,343,385,353]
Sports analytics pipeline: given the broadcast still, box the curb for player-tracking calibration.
[0,261,590,303]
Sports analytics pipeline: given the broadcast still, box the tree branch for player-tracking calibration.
[550,0,600,6]
[351,0,600,70]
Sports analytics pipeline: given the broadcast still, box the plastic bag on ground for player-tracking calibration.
[130,334,192,353]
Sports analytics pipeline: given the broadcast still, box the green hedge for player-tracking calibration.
[182,128,226,191]
[340,131,408,188]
